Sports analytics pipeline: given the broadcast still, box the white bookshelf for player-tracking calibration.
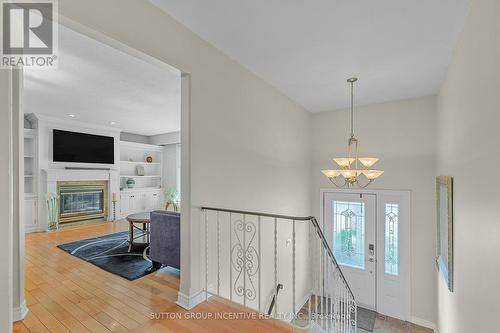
[24,129,37,196]
[24,126,39,234]
[119,141,163,190]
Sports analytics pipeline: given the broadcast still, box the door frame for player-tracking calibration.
[320,188,411,321]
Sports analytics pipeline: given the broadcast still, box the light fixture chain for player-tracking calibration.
[350,80,354,138]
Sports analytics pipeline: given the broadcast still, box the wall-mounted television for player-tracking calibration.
[53,129,114,164]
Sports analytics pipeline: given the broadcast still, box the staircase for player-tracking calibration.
[201,207,357,333]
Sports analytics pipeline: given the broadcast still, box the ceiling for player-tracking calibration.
[151,0,469,112]
[24,24,181,136]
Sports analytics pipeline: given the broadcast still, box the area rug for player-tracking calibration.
[357,307,377,332]
[57,231,153,281]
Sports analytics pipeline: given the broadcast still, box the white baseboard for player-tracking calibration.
[13,301,28,321]
[411,316,437,332]
[176,290,209,310]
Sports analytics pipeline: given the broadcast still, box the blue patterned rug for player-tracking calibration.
[57,231,153,281]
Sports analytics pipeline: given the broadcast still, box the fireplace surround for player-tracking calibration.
[57,181,108,224]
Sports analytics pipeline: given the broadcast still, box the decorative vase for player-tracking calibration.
[165,202,178,212]
[146,155,153,163]
[126,178,135,188]
[46,193,59,231]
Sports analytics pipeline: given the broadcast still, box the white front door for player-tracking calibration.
[322,190,411,320]
[323,192,377,309]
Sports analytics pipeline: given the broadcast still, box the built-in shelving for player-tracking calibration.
[120,160,160,165]
[120,175,161,178]
[120,186,162,192]
[24,129,37,196]
[119,141,163,190]
[24,118,39,234]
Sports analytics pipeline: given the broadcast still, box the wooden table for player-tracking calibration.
[126,212,151,252]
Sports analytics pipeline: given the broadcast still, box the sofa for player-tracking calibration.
[150,210,180,270]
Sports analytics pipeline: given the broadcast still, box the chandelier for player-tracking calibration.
[322,77,383,188]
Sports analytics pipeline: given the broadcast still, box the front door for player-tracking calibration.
[323,192,376,309]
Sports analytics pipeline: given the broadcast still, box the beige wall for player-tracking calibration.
[436,0,500,332]
[311,96,438,325]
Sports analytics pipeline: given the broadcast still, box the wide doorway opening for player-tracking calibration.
[13,18,190,326]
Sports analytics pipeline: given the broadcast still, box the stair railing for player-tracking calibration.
[201,206,357,333]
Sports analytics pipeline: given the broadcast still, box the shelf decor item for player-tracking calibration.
[46,192,59,231]
[146,155,153,163]
[136,165,145,176]
[126,178,136,188]
[165,188,179,212]
[436,176,454,292]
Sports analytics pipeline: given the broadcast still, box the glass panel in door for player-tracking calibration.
[332,200,365,269]
[323,192,376,309]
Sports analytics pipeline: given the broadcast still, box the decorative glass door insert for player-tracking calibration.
[332,200,365,269]
[324,192,376,308]
[384,203,399,275]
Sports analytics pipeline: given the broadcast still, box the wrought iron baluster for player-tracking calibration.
[258,216,261,313]
[200,207,357,333]
[243,214,246,308]
[274,217,278,318]
[229,212,232,301]
[217,211,220,296]
[205,209,208,301]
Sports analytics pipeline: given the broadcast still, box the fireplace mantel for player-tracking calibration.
[44,168,118,182]
[42,168,120,228]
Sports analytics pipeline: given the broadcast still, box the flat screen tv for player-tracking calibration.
[53,129,114,164]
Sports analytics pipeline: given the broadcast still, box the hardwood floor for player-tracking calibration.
[15,221,293,333]
[14,221,432,333]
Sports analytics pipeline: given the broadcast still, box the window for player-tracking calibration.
[384,203,399,275]
[332,201,365,269]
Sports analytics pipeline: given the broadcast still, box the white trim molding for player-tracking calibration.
[411,316,438,332]
[13,301,28,322]
[176,290,208,310]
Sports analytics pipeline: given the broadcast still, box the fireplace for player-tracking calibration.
[57,181,108,224]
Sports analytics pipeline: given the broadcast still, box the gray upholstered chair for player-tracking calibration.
[149,210,180,270]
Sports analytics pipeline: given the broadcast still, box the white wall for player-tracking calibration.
[120,132,150,144]
[436,0,500,332]
[162,144,180,194]
[150,131,180,145]
[120,131,180,145]
[311,96,437,325]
